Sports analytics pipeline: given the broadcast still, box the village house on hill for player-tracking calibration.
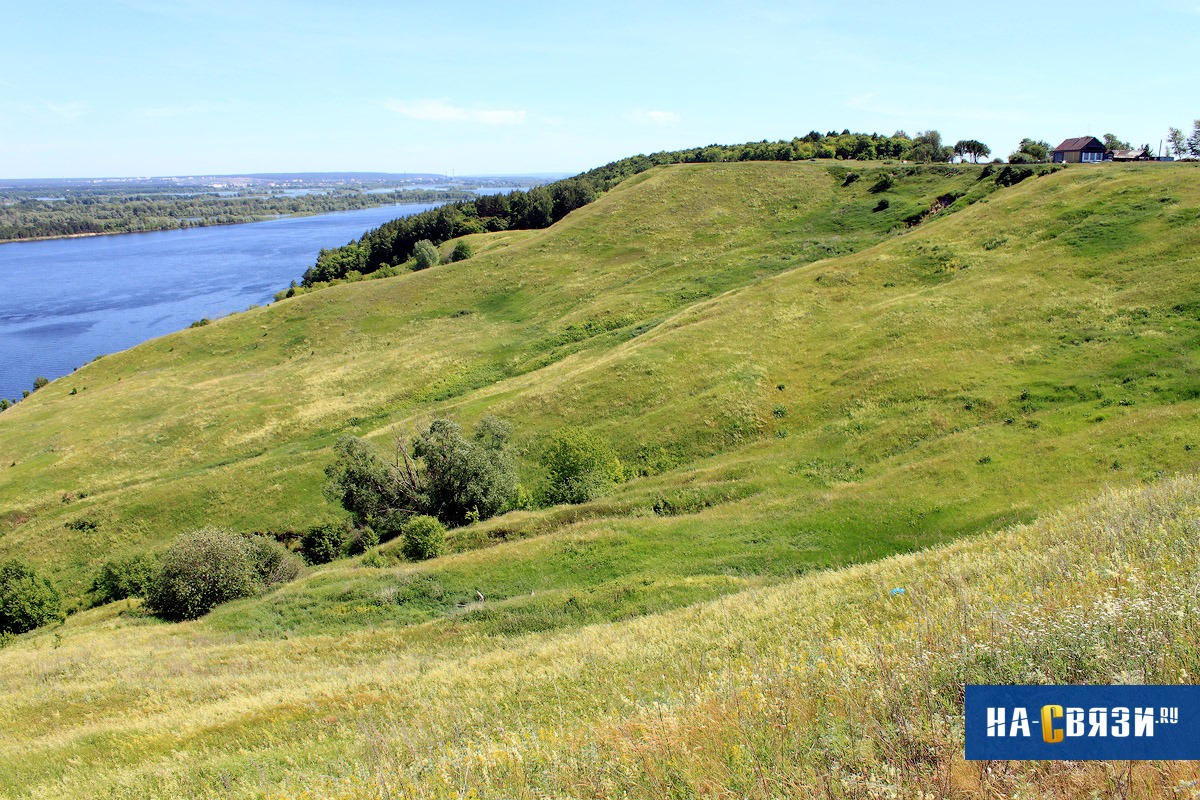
[1112,147,1152,161]
[1052,136,1108,163]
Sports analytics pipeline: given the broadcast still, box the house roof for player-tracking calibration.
[1054,136,1106,152]
[1112,148,1148,159]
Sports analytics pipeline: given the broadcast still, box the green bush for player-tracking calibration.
[145,528,260,621]
[0,559,63,634]
[91,554,156,603]
[302,521,349,565]
[869,173,894,194]
[413,239,440,270]
[243,534,302,585]
[449,240,474,262]
[402,515,446,561]
[540,427,625,505]
[347,525,380,555]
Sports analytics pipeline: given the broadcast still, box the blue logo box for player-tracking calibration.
[965,685,1200,760]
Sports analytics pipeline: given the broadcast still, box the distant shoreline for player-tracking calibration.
[0,201,453,246]
[0,217,281,245]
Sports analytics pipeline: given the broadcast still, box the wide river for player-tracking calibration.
[0,202,440,403]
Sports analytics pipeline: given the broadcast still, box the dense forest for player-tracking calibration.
[300,129,968,287]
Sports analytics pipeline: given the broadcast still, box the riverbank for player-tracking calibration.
[0,201,444,402]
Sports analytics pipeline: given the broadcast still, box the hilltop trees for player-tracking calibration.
[297,130,934,289]
[1167,127,1187,157]
[909,131,953,163]
[953,139,991,163]
[1167,121,1200,158]
[1008,139,1051,163]
[1102,133,1131,152]
[1164,121,1200,158]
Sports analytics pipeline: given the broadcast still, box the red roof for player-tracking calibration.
[1054,136,1105,152]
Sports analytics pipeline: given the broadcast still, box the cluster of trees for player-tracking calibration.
[301,129,989,287]
[1009,139,1052,163]
[1167,121,1200,158]
[2,416,626,633]
[953,139,991,163]
[0,186,467,242]
[320,418,624,558]
[1,528,304,636]
[143,529,300,621]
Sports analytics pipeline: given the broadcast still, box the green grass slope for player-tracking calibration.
[1,157,1200,797]
[0,162,1020,591]
[1,473,1197,798]
[0,160,1197,628]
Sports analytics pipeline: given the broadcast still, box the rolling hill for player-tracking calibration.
[1,159,1198,797]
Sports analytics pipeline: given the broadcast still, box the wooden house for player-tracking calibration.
[1052,136,1108,163]
[1112,148,1151,162]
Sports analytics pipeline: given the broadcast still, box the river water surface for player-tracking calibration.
[0,203,439,402]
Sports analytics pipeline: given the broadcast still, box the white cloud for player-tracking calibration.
[385,99,526,126]
[627,109,681,126]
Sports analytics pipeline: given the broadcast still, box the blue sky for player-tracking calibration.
[1,0,1197,178]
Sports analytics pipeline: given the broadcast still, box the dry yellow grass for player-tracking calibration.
[3,474,1199,798]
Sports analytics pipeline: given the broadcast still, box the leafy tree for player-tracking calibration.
[1189,120,1200,157]
[1167,127,1187,157]
[412,417,518,526]
[1102,133,1131,152]
[401,515,446,561]
[540,427,625,505]
[1008,138,1050,163]
[449,240,474,262]
[91,554,156,603]
[32,376,49,391]
[909,131,953,163]
[953,140,991,163]
[0,559,62,634]
[412,239,440,270]
[323,435,425,527]
[145,528,260,621]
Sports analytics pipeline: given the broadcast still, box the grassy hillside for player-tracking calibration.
[1,162,1197,601]
[1,158,1199,795]
[0,162,1036,590]
[2,474,1197,798]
